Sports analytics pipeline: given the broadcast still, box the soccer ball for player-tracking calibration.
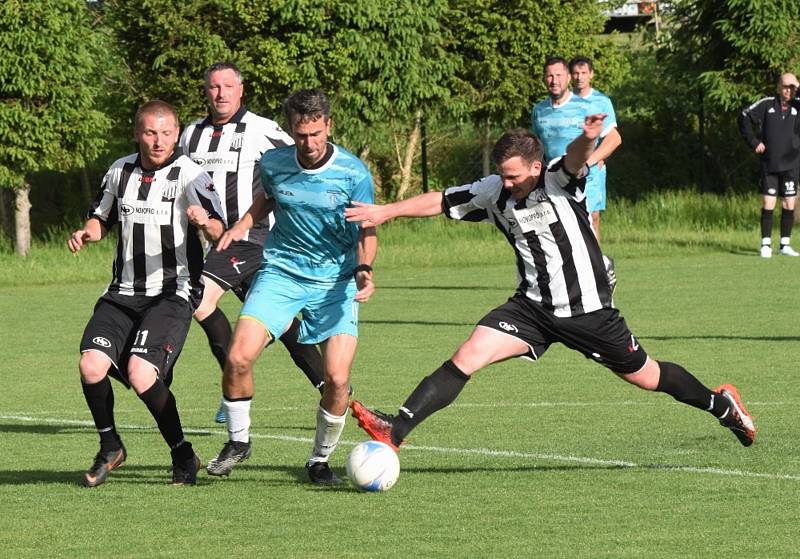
[345,440,400,492]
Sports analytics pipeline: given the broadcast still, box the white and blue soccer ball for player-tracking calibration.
[346,440,400,492]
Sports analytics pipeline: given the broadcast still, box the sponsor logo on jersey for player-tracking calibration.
[92,336,111,348]
[206,182,215,191]
[163,343,173,354]
[498,321,519,333]
[130,346,148,354]
[119,200,172,225]
[627,335,639,353]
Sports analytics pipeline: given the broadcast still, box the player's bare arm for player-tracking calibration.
[345,191,445,227]
[586,126,621,170]
[186,205,224,242]
[217,195,275,250]
[564,113,607,176]
[354,226,378,303]
[67,218,106,253]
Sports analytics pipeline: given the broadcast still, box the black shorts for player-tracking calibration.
[79,294,193,387]
[202,241,263,301]
[760,169,798,197]
[476,294,648,374]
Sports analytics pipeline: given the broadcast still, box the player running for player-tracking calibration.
[346,115,756,455]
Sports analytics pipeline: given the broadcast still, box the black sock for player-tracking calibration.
[392,360,470,445]
[780,209,794,241]
[761,208,774,240]
[198,308,232,370]
[655,361,728,417]
[81,376,122,452]
[279,318,325,391]
[138,379,185,449]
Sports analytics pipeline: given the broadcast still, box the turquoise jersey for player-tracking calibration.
[531,90,618,211]
[259,143,374,284]
[531,92,593,163]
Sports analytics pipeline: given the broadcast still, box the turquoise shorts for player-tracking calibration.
[239,266,359,344]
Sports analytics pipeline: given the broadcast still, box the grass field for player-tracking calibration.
[1,218,799,558]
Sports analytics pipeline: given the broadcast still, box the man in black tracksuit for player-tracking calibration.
[738,73,800,258]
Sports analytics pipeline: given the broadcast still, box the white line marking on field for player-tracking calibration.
[2,413,798,482]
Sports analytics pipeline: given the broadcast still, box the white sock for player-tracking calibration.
[762,237,772,247]
[308,405,346,464]
[224,398,251,443]
[780,237,791,247]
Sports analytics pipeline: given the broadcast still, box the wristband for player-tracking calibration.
[353,264,373,278]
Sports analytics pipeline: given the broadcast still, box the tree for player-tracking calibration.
[0,0,111,255]
[447,0,627,175]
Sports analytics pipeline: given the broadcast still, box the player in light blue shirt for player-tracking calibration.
[207,89,377,486]
[531,56,621,240]
[569,56,621,240]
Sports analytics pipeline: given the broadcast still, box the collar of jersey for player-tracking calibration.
[135,149,182,173]
[551,90,573,108]
[203,105,248,127]
[295,143,338,174]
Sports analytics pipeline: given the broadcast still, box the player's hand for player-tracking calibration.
[186,205,210,229]
[345,202,392,227]
[755,143,766,154]
[67,229,91,253]
[217,222,247,251]
[354,271,375,302]
[582,113,607,141]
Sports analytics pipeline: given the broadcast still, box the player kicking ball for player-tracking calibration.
[346,115,755,454]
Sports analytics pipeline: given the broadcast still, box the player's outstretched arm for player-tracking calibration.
[564,113,606,176]
[217,195,275,251]
[187,206,224,242]
[67,218,105,253]
[345,191,444,227]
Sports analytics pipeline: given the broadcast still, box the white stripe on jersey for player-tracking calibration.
[90,152,222,301]
[179,108,292,245]
[443,158,612,317]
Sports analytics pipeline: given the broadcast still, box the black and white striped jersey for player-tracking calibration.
[88,150,223,303]
[179,106,293,245]
[443,158,612,317]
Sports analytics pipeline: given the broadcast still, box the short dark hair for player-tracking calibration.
[491,129,544,166]
[282,88,331,125]
[568,56,593,73]
[204,61,242,85]
[134,100,179,130]
[543,56,568,74]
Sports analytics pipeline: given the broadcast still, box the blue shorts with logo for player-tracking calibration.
[239,266,359,344]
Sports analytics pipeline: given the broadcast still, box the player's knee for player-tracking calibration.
[126,358,157,393]
[194,298,217,321]
[619,357,660,391]
[79,351,110,383]
[225,347,255,377]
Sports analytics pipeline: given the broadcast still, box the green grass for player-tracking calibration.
[1,206,799,558]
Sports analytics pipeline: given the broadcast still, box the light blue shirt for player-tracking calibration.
[531,90,618,208]
[260,143,374,283]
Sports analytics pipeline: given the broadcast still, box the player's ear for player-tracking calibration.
[530,160,543,175]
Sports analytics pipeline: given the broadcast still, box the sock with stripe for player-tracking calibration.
[655,361,729,417]
[392,360,470,446]
[81,375,122,452]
